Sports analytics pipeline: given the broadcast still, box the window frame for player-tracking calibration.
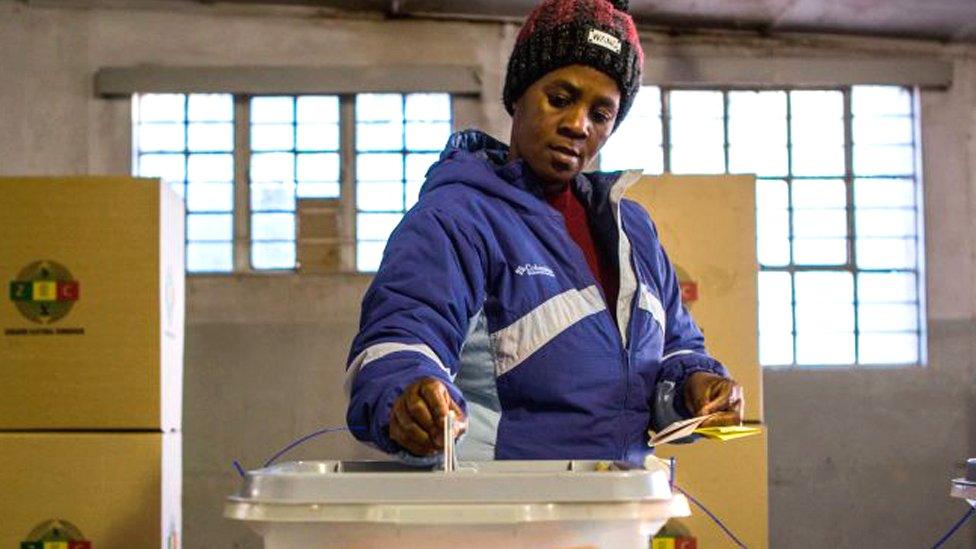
[600,84,925,369]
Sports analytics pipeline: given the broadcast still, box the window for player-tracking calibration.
[602,85,923,367]
[133,92,452,274]
[355,93,452,272]
[133,93,235,272]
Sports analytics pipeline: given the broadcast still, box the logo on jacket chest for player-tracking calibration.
[514,263,555,278]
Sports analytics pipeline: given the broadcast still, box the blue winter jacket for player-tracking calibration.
[345,130,729,463]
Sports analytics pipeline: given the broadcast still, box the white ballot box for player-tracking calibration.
[226,460,689,549]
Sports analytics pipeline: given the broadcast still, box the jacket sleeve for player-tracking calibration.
[345,205,486,459]
[638,210,731,432]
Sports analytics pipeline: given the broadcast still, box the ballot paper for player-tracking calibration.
[648,414,716,446]
[648,415,762,446]
[693,425,762,441]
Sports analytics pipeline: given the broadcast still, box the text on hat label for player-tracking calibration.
[587,29,622,54]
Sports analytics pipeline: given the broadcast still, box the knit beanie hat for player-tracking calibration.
[503,0,644,129]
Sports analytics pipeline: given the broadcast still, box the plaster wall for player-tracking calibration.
[1,1,974,547]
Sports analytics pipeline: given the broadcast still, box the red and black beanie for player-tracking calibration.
[503,0,645,129]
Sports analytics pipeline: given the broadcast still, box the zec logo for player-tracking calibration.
[20,518,91,548]
[8,261,80,325]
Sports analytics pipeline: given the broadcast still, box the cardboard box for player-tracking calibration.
[655,432,769,549]
[626,175,763,421]
[0,432,181,549]
[0,177,184,430]
[297,198,344,273]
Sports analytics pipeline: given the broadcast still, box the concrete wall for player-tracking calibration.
[1,1,974,547]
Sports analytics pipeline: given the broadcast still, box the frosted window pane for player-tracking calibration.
[251,152,295,183]
[405,93,451,121]
[855,208,916,238]
[139,123,185,152]
[856,238,916,269]
[796,332,855,365]
[791,90,844,118]
[297,96,339,123]
[758,272,793,333]
[857,272,917,303]
[187,242,233,273]
[757,208,790,266]
[854,144,915,176]
[602,132,663,173]
[358,181,405,212]
[792,146,845,177]
[670,117,723,145]
[251,97,294,123]
[601,86,662,174]
[855,178,915,208]
[671,146,724,174]
[297,153,340,183]
[252,213,296,240]
[187,154,233,183]
[357,241,387,272]
[670,91,723,118]
[406,153,440,182]
[357,213,403,241]
[791,92,844,177]
[251,181,296,212]
[793,238,847,265]
[728,91,788,177]
[852,86,912,116]
[406,179,424,209]
[853,116,913,146]
[187,213,233,242]
[357,153,403,182]
[252,124,294,152]
[188,122,233,152]
[138,94,185,123]
[760,332,794,365]
[792,179,846,209]
[796,303,855,332]
[357,121,404,151]
[187,94,233,122]
[757,180,788,210]
[859,332,918,364]
[297,123,339,151]
[252,241,296,270]
[297,182,340,198]
[137,154,185,184]
[187,182,233,213]
[406,121,451,151]
[793,209,847,239]
[357,94,403,122]
[795,271,854,302]
[859,303,919,332]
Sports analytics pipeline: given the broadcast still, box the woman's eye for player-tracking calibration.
[592,110,612,124]
[548,95,570,108]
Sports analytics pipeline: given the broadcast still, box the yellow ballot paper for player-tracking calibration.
[649,414,762,446]
[693,425,762,441]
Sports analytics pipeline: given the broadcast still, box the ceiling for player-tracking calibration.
[207,0,976,43]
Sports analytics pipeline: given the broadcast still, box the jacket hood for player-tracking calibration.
[420,129,624,216]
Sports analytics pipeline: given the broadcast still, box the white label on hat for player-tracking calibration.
[588,29,622,54]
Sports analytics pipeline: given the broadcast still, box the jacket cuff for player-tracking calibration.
[658,351,730,420]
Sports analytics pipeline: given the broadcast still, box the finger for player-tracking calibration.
[420,381,451,424]
[405,391,438,440]
[392,403,436,455]
[699,381,735,415]
[700,410,740,428]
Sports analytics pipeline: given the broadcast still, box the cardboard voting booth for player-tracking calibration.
[0,432,181,549]
[0,177,184,547]
[627,174,768,548]
[0,177,184,430]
